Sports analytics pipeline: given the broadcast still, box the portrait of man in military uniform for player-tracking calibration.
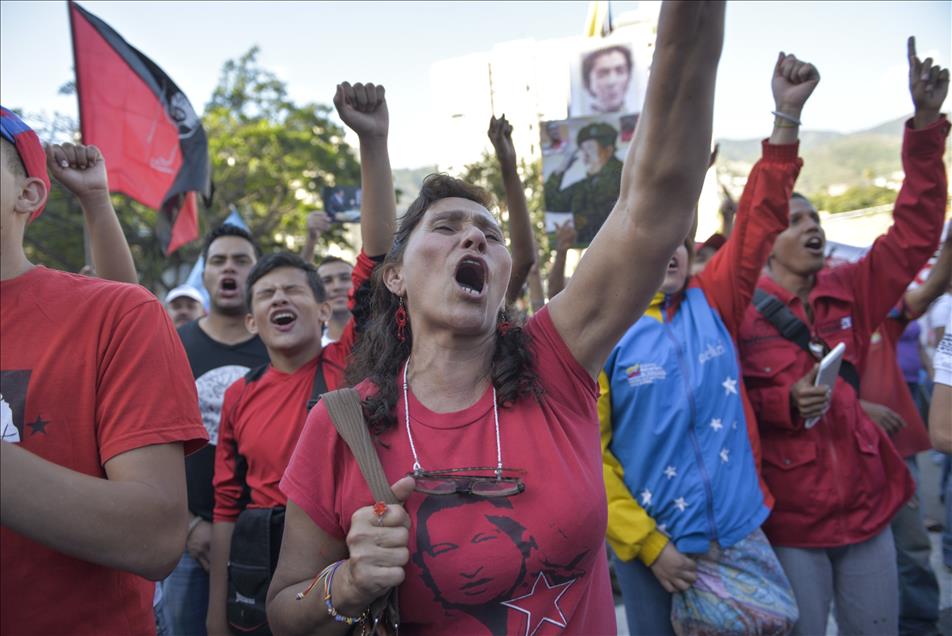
[543,121,623,245]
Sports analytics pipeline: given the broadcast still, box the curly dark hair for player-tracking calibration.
[346,174,542,433]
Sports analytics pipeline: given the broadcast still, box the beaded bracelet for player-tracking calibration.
[295,559,369,627]
[323,561,369,625]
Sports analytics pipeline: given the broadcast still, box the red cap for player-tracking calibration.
[1,106,50,221]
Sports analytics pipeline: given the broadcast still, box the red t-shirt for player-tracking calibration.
[1,266,207,636]
[281,306,615,635]
[213,345,349,521]
[212,251,375,521]
[861,313,931,458]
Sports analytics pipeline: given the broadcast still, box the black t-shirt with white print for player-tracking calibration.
[178,319,269,520]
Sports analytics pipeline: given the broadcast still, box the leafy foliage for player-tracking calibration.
[810,185,898,214]
[456,152,553,270]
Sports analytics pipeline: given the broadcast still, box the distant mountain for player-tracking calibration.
[716,117,908,195]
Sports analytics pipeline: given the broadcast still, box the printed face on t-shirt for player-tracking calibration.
[415,497,529,606]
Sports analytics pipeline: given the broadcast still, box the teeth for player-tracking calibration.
[272,311,296,324]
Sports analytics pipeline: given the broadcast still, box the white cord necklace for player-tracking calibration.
[402,359,503,477]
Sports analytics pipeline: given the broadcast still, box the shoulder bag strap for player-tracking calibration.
[753,288,860,393]
[321,387,401,634]
[306,357,328,411]
[322,388,398,505]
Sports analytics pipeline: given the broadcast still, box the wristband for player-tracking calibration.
[771,110,802,127]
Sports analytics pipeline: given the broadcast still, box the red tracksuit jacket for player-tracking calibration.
[738,116,949,548]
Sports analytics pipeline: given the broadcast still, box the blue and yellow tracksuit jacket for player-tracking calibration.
[599,140,802,564]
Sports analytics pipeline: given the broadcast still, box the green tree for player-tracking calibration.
[811,184,898,214]
[202,46,360,256]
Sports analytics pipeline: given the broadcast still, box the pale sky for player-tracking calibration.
[2,1,949,169]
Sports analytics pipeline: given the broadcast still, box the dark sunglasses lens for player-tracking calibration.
[470,479,524,497]
[413,477,458,495]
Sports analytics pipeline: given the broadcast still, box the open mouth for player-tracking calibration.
[666,256,679,272]
[804,236,824,253]
[269,310,297,329]
[220,277,238,295]
[455,257,487,296]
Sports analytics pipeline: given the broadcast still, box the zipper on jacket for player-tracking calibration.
[661,296,720,545]
[809,323,847,536]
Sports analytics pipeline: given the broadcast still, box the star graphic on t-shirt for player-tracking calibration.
[28,415,49,435]
[722,376,738,396]
[501,572,575,636]
[709,418,723,432]
[663,465,677,479]
[720,448,730,463]
[640,489,653,506]
[673,497,688,512]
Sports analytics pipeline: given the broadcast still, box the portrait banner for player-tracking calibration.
[541,113,638,247]
[321,185,362,223]
[568,37,647,118]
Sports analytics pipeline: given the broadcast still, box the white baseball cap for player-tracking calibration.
[165,284,204,305]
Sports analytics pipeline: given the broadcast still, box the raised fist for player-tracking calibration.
[306,211,331,239]
[488,114,516,169]
[333,82,388,139]
[554,221,577,252]
[772,53,820,116]
[908,36,949,128]
[45,142,109,201]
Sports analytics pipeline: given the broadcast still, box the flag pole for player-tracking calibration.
[67,1,94,271]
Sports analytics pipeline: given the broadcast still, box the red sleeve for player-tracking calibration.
[212,381,246,523]
[347,250,377,311]
[96,294,207,464]
[526,306,598,418]
[280,400,352,540]
[834,117,949,341]
[337,250,380,354]
[748,380,799,431]
[697,141,802,335]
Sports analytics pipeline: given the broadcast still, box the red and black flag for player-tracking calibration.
[68,1,212,254]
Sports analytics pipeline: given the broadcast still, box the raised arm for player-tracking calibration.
[527,257,546,312]
[905,231,952,318]
[46,143,138,284]
[698,52,816,332]
[488,115,536,304]
[547,221,577,299]
[299,211,331,262]
[548,0,726,377]
[843,37,949,336]
[333,83,396,258]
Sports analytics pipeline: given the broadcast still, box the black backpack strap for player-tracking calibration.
[753,288,860,393]
[753,289,813,351]
[306,358,327,411]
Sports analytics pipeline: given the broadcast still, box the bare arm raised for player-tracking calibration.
[334,83,397,257]
[488,115,536,304]
[548,0,726,377]
[46,143,138,284]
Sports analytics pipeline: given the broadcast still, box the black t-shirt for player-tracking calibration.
[178,319,269,520]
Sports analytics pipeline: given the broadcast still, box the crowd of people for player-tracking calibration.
[1,2,951,635]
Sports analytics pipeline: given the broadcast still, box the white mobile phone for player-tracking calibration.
[804,342,846,429]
